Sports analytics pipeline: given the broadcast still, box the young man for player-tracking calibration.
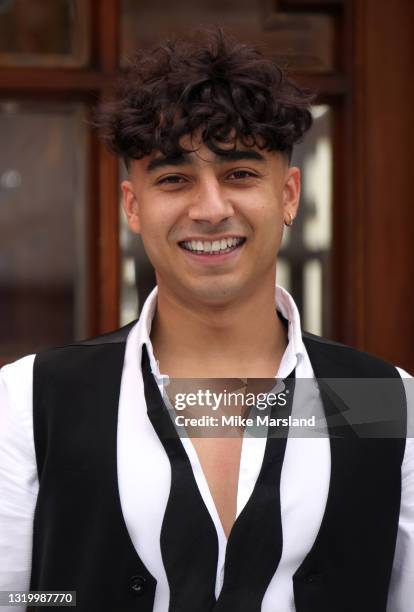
[0,30,413,612]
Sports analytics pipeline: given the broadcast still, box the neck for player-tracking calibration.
[150,282,288,378]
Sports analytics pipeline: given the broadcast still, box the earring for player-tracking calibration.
[284,212,294,227]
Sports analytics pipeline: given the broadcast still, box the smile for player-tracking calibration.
[179,237,246,255]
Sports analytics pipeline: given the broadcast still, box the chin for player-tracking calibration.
[185,280,246,305]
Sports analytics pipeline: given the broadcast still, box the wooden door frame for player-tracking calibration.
[1,0,412,370]
[337,0,414,371]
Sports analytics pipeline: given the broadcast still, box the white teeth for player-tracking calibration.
[181,237,244,253]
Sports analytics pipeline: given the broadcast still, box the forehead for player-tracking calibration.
[149,147,268,172]
[137,138,282,174]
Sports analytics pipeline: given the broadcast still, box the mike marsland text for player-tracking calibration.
[174,415,316,428]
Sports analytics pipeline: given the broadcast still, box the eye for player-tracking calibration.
[227,170,258,180]
[156,174,187,185]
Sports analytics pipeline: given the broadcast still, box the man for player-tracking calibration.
[0,29,413,612]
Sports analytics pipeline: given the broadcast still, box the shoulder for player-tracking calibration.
[74,319,139,347]
[302,330,403,378]
[40,319,139,353]
[303,331,411,445]
[1,352,36,383]
[1,354,36,444]
[1,353,36,401]
[33,320,139,377]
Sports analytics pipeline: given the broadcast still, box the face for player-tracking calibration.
[121,134,300,308]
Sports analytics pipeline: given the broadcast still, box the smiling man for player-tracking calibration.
[121,135,299,380]
[1,29,413,612]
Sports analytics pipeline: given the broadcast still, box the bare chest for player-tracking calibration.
[190,436,244,539]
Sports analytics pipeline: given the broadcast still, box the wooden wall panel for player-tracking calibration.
[94,0,121,332]
[347,0,414,371]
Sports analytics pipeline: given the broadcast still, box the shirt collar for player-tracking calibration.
[133,284,306,379]
[274,285,306,377]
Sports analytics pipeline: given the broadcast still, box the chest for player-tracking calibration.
[190,436,244,538]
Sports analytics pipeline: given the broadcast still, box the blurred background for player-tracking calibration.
[0,0,413,371]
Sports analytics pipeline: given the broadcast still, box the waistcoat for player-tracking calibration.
[29,323,406,612]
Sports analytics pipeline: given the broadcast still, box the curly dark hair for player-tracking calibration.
[96,29,314,169]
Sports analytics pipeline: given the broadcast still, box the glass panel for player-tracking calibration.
[303,259,322,334]
[120,198,138,325]
[0,0,89,66]
[0,101,88,364]
[121,0,334,72]
[278,105,332,337]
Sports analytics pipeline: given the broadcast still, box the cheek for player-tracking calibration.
[138,210,178,269]
[247,192,284,230]
[140,207,168,241]
[253,198,284,250]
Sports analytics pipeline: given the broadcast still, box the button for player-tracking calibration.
[129,575,147,596]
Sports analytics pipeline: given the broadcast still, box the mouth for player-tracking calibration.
[178,236,246,256]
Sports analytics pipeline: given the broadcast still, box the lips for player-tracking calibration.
[178,236,246,256]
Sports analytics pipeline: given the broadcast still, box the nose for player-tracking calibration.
[187,178,235,225]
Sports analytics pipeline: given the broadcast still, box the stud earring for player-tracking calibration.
[284,212,294,227]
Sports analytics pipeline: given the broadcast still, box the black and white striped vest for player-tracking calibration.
[30,323,406,612]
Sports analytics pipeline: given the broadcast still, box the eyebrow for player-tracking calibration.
[146,149,265,172]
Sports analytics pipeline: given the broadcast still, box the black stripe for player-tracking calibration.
[141,345,218,612]
[214,373,295,611]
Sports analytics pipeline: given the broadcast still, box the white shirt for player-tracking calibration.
[0,285,413,612]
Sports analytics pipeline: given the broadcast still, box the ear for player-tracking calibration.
[283,166,301,224]
[121,180,141,234]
